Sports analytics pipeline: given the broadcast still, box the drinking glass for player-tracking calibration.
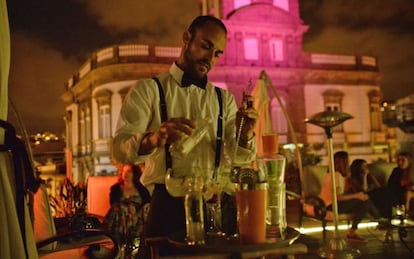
[165,168,190,197]
[203,170,226,236]
[235,181,268,244]
[165,167,204,197]
[256,154,287,239]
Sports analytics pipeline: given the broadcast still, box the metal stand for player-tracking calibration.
[306,111,361,259]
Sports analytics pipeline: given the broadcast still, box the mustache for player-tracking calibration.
[198,60,211,70]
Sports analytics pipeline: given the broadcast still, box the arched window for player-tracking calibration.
[368,90,383,132]
[94,89,112,138]
[269,39,284,61]
[323,89,344,132]
[65,110,73,148]
[85,106,91,153]
[79,106,86,154]
[244,38,259,60]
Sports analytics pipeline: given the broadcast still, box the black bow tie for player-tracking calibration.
[181,74,207,89]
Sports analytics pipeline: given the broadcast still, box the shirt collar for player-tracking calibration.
[170,62,207,90]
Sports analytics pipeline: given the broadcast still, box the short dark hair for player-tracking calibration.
[350,159,367,178]
[397,151,412,159]
[188,15,227,35]
[333,151,349,176]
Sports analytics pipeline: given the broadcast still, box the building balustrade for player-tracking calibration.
[65,44,379,90]
[66,44,181,90]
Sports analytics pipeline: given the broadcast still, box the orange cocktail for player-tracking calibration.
[262,133,279,154]
[235,187,267,244]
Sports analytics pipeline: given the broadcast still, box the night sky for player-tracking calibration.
[5,0,414,135]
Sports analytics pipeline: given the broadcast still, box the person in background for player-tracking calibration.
[387,151,414,216]
[103,163,151,250]
[320,151,371,243]
[348,159,394,219]
[112,15,257,255]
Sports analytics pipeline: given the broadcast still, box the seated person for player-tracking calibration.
[348,159,394,219]
[387,151,414,216]
[103,163,151,246]
[320,151,372,243]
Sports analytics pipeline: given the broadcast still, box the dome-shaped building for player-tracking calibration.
[62,0,393,181]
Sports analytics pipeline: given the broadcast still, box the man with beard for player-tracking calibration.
[112,15,257,255]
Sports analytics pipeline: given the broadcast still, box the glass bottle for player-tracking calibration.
[184,176,205,245]
[257,153,287,239]
[169,118,211,159]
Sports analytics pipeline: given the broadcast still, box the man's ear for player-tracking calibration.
[183,31,191,44]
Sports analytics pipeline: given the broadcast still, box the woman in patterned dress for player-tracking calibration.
[103,163,151,249]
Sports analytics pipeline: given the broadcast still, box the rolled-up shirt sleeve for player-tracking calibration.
[112,79,160,164]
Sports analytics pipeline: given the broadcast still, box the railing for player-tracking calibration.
[66,44,379,90]
[66,44,181,89]
[309,53,378,69]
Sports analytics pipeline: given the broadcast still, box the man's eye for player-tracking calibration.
[201,43,211,50]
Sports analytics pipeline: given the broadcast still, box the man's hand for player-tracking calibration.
[236,93,258,147]
[139,118,194,155]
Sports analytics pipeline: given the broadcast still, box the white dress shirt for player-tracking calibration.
[113,63,256,191]
[320,171,345,207]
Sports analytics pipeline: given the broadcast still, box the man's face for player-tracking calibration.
[181,22,227,79]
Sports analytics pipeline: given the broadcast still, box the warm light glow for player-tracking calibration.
[234,0,251,10]
[273,0,289,11]
[282,143,303,150]
[244,38,259,60]
[296,222,379,234]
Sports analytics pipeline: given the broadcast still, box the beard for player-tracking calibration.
[182,44,210,79]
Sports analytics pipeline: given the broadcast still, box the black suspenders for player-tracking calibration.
[153,77,172,169]
[152,77,223,171]
[214,86,223,171]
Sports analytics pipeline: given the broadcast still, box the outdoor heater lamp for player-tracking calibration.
[305,110,361,259]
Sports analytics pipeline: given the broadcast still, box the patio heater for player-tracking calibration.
[305,110,360,258]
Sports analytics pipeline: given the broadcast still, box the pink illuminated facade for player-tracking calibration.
[62,0,396,181]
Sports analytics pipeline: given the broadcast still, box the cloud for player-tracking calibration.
[8,33,78,134]
[79,0,199,45]
[6,0,414,135]
[302,25,414,100]
[302,0,414,33]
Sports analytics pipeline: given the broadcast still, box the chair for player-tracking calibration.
[0,119,119,258]
[289,165,354,239]
[87,175,118,218]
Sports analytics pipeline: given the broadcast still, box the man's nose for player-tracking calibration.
[205,49,216,62]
